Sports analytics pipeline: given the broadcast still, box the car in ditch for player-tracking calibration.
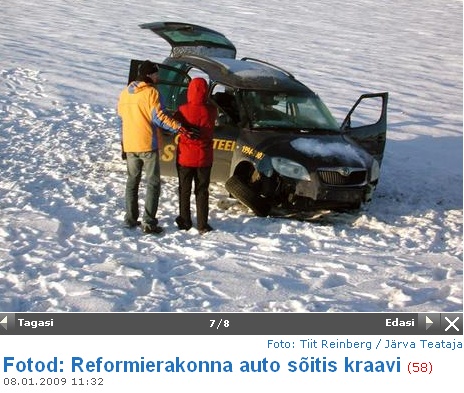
[127,22,388,217]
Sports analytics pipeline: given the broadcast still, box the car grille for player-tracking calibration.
[317,168,367,186]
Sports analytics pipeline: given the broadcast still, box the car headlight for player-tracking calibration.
[370,159,380,182]
[271,157,311,181]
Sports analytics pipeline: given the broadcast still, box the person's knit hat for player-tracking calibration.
[137,60,159,80]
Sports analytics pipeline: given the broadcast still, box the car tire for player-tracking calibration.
[225,175,271,217]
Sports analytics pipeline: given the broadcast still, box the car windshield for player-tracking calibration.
[241,90,339,131]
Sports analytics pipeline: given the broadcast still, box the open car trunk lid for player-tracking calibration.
[139,21,237,59]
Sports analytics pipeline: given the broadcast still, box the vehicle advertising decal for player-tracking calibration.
[241,145,265,160]
[161,135,236,162]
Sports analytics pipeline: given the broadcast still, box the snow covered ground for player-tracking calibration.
[0,0,462,312]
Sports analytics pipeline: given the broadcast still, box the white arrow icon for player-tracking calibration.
[0,316,7,330]
[425,316,434,330]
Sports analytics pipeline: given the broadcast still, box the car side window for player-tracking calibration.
[156,66,190,111]
[211,85,240,125]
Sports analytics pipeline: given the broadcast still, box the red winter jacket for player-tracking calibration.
[176,78,217,167]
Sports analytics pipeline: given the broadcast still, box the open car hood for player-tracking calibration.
[139,22,237,59]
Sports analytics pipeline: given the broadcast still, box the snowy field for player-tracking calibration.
[0,0,462,312]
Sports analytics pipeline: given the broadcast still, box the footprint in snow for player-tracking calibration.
[322,273,348,288]
[157,259,172,274]
[257,278,276,291]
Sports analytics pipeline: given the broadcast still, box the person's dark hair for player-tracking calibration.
[136,60,159,82]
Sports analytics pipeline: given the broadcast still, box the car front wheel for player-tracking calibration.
[225,175,271,217]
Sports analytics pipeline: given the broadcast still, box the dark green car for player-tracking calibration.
[128,22,388,216]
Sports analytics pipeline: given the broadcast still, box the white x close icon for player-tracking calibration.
[444,317,460,332]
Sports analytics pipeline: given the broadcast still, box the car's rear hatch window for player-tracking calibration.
[140,22,237,58]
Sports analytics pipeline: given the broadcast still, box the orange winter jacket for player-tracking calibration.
[118,81,181,152]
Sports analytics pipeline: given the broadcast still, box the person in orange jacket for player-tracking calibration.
[118,60,194,234]
[174,78,217,234]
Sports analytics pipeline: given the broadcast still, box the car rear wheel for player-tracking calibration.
[225,175,271,217]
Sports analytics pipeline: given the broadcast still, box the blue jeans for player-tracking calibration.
[125,152,160,226]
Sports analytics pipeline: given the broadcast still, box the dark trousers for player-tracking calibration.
[177,164,212,229]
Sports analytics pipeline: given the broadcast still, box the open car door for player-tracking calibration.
[341,92,388,165]
[127,59,191,110]
[139,21,237,59]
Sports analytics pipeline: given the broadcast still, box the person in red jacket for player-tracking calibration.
[175,78,217,234]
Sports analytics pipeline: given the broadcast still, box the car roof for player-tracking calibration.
[165,55,312,93]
